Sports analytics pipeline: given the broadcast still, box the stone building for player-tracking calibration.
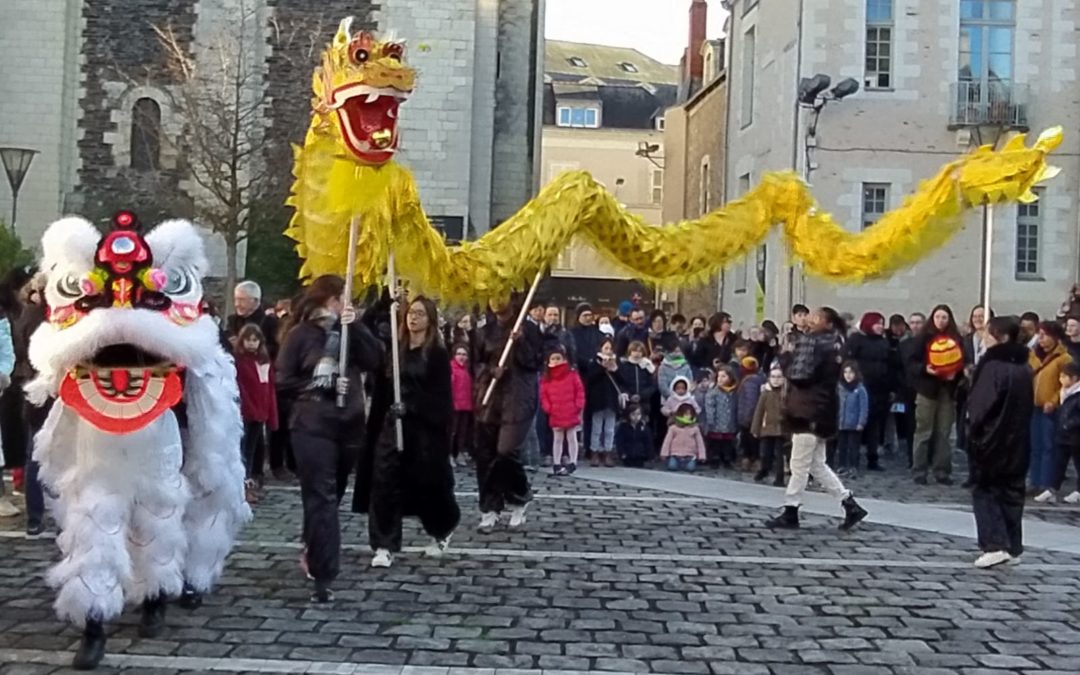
[0,0,544,276]
[538,39,678,320]
[720,0,1080,321]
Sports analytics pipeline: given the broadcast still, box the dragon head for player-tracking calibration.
[312,16,415,166]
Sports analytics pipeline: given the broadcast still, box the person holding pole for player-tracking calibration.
[473,294,542,532]
[276,275,384,602]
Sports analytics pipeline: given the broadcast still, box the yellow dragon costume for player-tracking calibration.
[287,18,1063,303]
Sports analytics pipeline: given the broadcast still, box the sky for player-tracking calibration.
[545,0,728,65]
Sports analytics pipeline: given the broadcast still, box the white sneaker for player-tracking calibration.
[370,549,393,568]
[425,534,452,558]
[477,512,498,533]
[974,550,1012,569]
[1063,491,1080,504]
[0,497,21,518]
[1006,555,1022,566]
[1034,490,1057,504]
[508,503,529,529]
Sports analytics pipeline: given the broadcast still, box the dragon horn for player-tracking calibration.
[335,16,354,47]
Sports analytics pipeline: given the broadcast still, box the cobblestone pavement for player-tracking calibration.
[2,468,1080,674]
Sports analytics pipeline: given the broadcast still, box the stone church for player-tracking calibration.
[0,0,544,275]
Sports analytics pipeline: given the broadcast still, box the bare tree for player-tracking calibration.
[153,0,272,316]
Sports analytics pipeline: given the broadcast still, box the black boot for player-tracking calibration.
[840,496,868,531]
[311,579,334,603]
[765,505,800,529]
[138,594,167,639]
[72,618,106,670]
[178,582,203,610]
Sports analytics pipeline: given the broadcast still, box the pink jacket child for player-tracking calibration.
[660,403,708,461]
[540,360,586,429]
[451,357,474,412]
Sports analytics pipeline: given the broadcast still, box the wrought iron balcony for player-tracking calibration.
[949,80,1029,130]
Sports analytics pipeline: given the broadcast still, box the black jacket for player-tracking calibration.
[228,307,281,358]
[690,332,734,371]
[1058,387,1080,452]
[844,331,894,395]
[474,317,542,426]
[904,332,962,399]
[12,302,45,382]
[617,359,657,405]
[783,330,843,438]
[571,324,602,372]
[542,323,577,365]
[585,357,622,413]
[616,421,652,463]
[615,324,649,358]
[967,343,1034,485]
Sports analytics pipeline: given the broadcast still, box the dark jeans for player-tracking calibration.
[864,391,889,468]
[473,421,532,514]
[23,398,51,526]
[893,406,914,467]
[758,436,786,482]
[536,407,553,460]
[292,418,357,583]
[972,479,1025,556]
[837,430,862,470]
[241,421,268,480]
[739,427,759,462]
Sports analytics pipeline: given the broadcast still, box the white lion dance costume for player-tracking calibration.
[27,211,251,670]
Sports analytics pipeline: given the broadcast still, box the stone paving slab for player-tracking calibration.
[1,469,1079,673]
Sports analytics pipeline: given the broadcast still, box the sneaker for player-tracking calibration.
[508,503,529,529]
[1063,491,1080,504]
[974,550,1012,568]
[25,521,45,539]
[371,549,394,568]
[0,497,21,518]
[425,535,452,558]
[1034,490,1057,504]
[553,465,568,476]
[1005,555,1022,566]
[478,512,499,533]
[311,580,334,603]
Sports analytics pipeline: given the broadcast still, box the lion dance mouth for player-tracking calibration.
[332,84,409,164]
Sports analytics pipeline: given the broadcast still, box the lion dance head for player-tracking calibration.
[311,16,415,166]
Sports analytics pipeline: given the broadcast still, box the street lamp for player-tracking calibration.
[0,147,38,235]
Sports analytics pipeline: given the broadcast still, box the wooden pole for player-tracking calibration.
[387,253,405,451]
[337,217,359,408]
[980,203,994,313]
[481,269,544,407]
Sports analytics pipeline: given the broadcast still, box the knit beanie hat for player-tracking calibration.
[740,356,760,374]
[575,302,593,319]
[618,300,634,316]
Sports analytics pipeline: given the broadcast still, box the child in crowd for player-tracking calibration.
[837,361,869,478]
[693,368,714,415]
[661,376,700,419]
[705,366,740,467]
[539,347,585,476]
[661,402,707,472]
[616,404,652,468]
[737,357,764,470]
[449,343,475,467]
[752,366,788,485]
[235,324,278,504]
[586,338,622,467]
[732,339,752,374]
[658,344,694,403]
[1053,362,1080,503]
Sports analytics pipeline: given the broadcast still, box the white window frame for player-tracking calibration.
[741,27,756,128]
[619,61,639,73]
[568,56,587,68]
[1015,188,1044,280]
[862,182,890,230]
[865,0,893,90]
[556,105,600,129]
[651,168,664,205]
[655,116,666,131]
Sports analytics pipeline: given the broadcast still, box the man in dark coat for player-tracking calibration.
[966,316,1034,567]
[228,280,280,357]
[844,312,894,470]
[615,307,649,357]
[570,303,601,371]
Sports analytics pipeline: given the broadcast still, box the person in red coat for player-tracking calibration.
[235,324,279,502]
[539,346,585,475]
[449,343,475,465]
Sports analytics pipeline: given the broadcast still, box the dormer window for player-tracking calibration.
[567,56,587,68]
[618,61,639,73]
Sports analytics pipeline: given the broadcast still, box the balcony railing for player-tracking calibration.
[949,80,1029,130]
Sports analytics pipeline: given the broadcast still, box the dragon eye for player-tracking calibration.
[56,274,83,300]
[352,48,369,64]
[162,269,193,296]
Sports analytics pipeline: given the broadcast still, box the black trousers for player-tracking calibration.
[269,395,296,472]
[863,391,890,468]
[450,411,474,459]
[241,421,268,480]
[739,427,759,461]
[706,436,736,466]
[368,436,461,551]
[23,398,51,526]
[758,436,786,482]
[473,421,532,514]
[0,381,27,468]
[1052,441,1080,492]
[292,420,357,583]
[972,479,1025,557]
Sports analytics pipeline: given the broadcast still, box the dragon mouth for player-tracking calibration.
[332,84,409,165]
[59,344,184,434]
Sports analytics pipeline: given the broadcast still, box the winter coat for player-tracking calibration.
[540,363,586,429]
[704,387,739,435]
[658,356,693,401]
[890,334,914,405]
[11,302,45,382]
[571,324,602,372]
[585,356,623,413]
[1029,342,1072,410]
[542,323,577,366]
[837,383,869,432]
[616,421,653,463]
[737,373,765,428]
[752,385,786,438]
[227,306,281,359]
[904,332,962,400]
[615,324,649,358]
[617,357,658,405]
[450,358,474,412]
[660,422,707,460]
[690,332,734,371]
[1056,382,1080,454]
[967,342,1034,485]
[0,317,13,379]
[844,331,894,395]
[236,353,279,429]
[783,330,843,438]
[474,316,542,426]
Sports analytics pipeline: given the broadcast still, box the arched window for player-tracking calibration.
[131,97,161,170]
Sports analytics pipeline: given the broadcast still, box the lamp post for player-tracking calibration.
[0,147,38,235]
[790,75,859,305]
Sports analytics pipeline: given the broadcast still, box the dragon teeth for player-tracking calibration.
[366,92,380,103]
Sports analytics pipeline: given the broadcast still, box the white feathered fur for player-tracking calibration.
[29,216,250,626]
